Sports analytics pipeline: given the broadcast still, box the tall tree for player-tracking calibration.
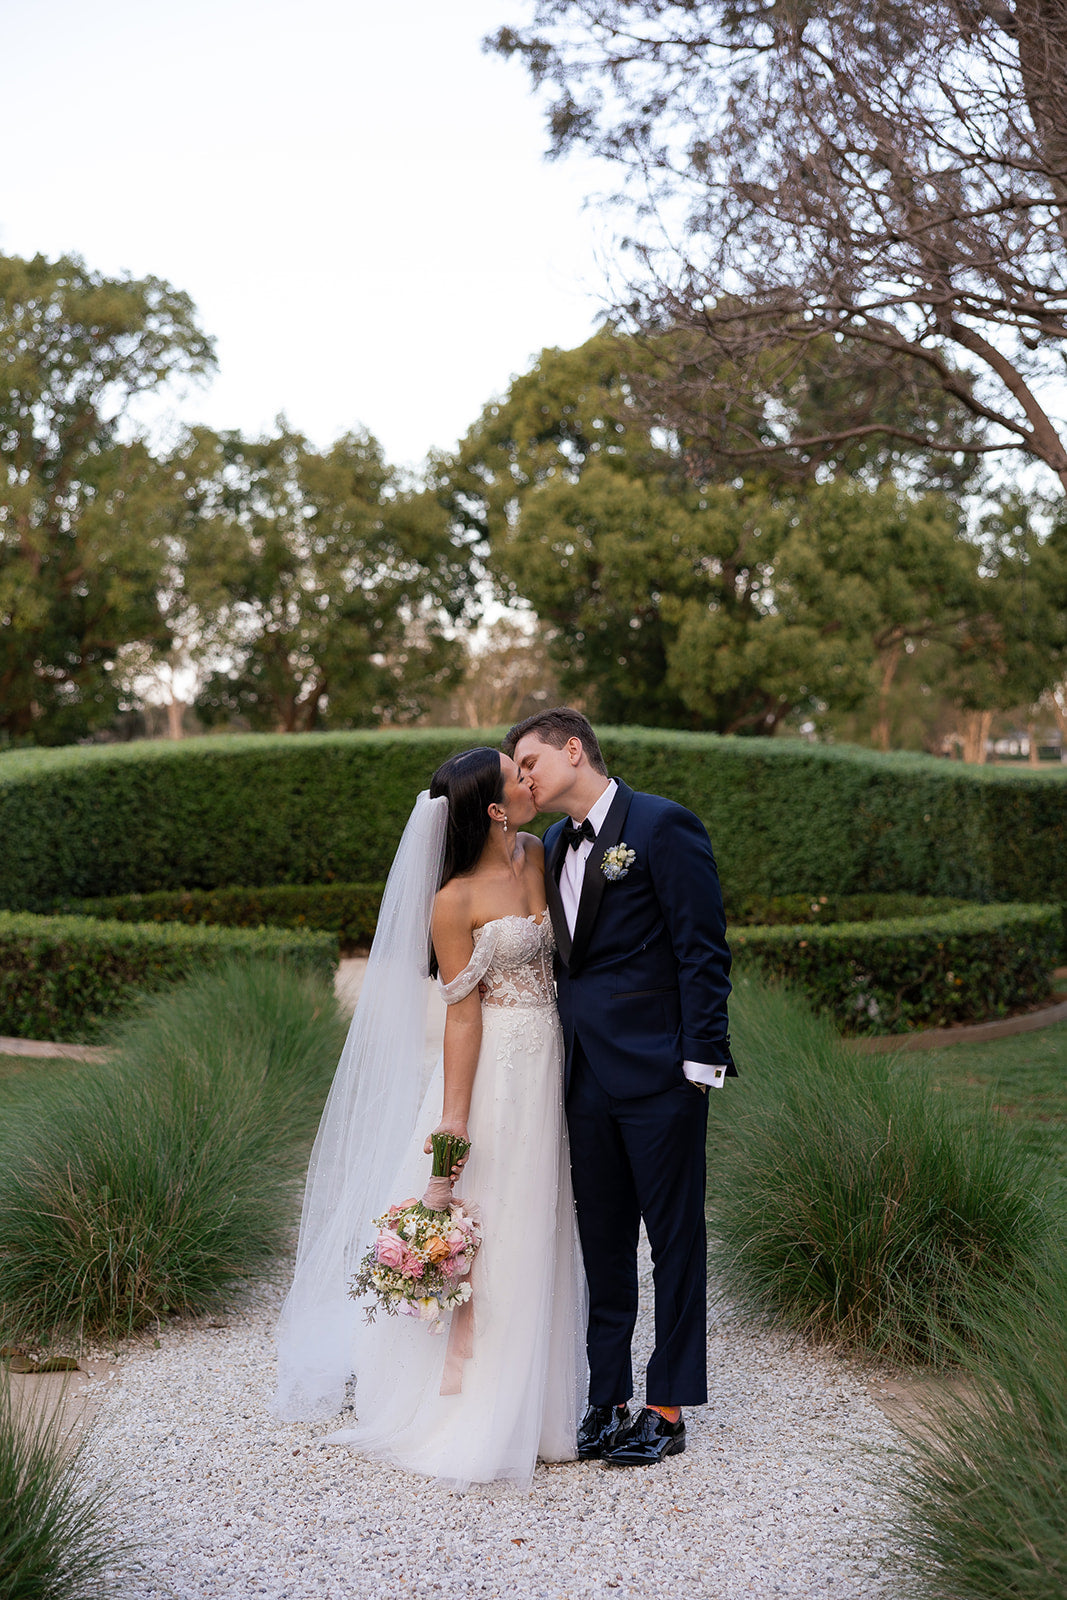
[444,337,984,732]
[493,2,1067,492]
[179,423,475,732]
[939,494,1067,759]
[0,252,214,742]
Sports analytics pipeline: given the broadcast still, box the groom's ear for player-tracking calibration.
[566,737,584,767]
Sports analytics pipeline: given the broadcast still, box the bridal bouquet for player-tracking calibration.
[349,1133,482,1334]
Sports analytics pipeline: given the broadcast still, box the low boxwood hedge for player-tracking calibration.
[0,913,338,1044]
[727,892,970,926]
[67,885,973,953]
[68,883,385,950]
[733,903,1061,1036]
[1,730,1065,912]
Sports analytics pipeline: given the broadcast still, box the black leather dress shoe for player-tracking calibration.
[605,1407,686,1465]
[577,1402,630,1460]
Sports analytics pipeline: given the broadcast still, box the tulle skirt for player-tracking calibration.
[327,1000,587,1491]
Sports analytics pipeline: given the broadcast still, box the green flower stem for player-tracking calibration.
[430,1131,470,1180]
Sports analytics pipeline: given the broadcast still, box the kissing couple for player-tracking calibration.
[274,707,734,1492]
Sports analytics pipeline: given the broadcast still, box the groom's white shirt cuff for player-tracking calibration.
[562,783,727,1093]
[683,1060,727,1091]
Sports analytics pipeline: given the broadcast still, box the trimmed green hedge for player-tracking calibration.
[68,883,384,949]
[728,892,970,926]
[733,903,1060,1035]
[0,731,1065,911]
[66,885,972,956]
[0,913,338,1044]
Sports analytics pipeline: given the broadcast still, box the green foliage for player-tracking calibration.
[70,882,384,949]
[170,423,473,732]
[0,1370,123,1599]
[2,730,1067,912]
[0,962,347,1341]
[0,251,215,745]
[0,911,336,1044]
[944,494,1067,717]
[710,978,1056,1362]
[439,334,1027,734]
[726,891,969,925]
[899,1252,1067,1600]
[68,885,970,963]
[733,903,1060,1034]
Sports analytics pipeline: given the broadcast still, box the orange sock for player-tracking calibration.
[647,1404,681,1423]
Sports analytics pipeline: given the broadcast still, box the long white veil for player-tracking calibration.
[273,789,448,1420]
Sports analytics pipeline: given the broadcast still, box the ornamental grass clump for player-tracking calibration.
[899,1251,1067,1600]
[712,977,1055,1363]
[0,1370,124,1598]
[0,960,347,1342]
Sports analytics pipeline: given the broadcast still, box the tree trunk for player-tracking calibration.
[1048,686,1067,759]
[874,639,904,752]
[960,708,993,764]
[166,698,186,740]
[1028,721,1040,766]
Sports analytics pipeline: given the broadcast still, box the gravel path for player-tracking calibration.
[85,1248,907,1600]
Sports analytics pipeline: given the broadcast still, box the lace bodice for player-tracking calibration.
[438,913,556,1010]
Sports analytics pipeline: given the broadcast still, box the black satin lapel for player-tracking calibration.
[567,780,634,973]
[544,828,571,964]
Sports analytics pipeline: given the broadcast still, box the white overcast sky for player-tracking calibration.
[2,0,612,471]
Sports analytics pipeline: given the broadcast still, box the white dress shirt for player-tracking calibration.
[560,781,726,1090]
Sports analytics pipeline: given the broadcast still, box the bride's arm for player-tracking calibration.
[425,888,481,1171]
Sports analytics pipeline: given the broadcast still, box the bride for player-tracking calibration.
[273,746,586,1490]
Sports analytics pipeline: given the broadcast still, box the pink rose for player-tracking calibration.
[376,1232,404,1268]
[446,1229,467,1256]
[400,1249,424,1280]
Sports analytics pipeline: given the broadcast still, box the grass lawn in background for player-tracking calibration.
[916,1020,1067,1172]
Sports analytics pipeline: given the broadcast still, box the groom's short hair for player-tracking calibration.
[503,707,607,775]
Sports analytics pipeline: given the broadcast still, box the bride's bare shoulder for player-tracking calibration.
[519,832,545,859]
[433,875,474,927]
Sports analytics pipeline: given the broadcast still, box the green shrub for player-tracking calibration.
[708,978,1056,1363]
[733,902,1060,1034]
[0,912,337,1044]
[0,961,347,1341]
[0,1370,123,1599]
[1,730,1065,911]
[69,881,384,949]
[726,891,969,925]
[900,1251,1067,1600]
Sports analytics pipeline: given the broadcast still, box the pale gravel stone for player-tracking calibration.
[84,1241,909,1600]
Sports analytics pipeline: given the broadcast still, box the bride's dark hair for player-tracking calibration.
[430,745,505,887]
[427,746,505,978]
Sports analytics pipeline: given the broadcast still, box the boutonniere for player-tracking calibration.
[601,843,636,881]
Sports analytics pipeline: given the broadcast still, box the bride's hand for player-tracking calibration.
[424,1121,470,1178]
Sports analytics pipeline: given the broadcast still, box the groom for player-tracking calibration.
[505,708,735,1466]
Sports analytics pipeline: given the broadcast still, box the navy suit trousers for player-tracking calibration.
[565,1042,710,1408]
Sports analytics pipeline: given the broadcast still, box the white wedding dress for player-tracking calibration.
[327,912,587,1491]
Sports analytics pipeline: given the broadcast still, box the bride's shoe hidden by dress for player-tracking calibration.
[604,1407,686,1465]
[576,1402,630,1460]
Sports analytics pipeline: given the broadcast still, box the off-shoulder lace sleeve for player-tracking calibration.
[437,923,500,1004]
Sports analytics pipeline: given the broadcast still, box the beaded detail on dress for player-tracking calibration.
[438,914,555,1010]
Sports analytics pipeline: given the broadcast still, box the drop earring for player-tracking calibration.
[502,813,509,833]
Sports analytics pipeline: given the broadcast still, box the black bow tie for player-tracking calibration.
[562,818,597,851]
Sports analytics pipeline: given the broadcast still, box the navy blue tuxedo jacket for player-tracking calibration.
[545,780,735,1100]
